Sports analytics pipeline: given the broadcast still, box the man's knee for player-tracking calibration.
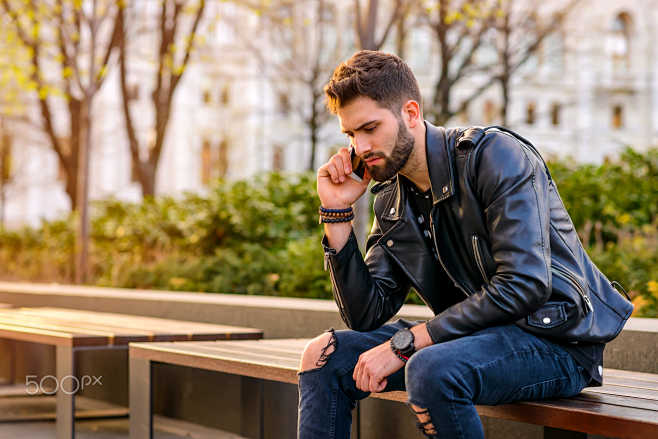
[299,330,337,372]
[406,348,466,399]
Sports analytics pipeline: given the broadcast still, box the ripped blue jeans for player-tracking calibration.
[297,321,588,439]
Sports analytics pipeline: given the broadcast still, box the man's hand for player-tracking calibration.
[353,323,434,393]
[317,147,371,209]
[353,341,404,393]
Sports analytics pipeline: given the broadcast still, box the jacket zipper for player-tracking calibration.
[430,210,472,297]
[471,235,489,283]
[325,253,351,325]
[551,264,593,314]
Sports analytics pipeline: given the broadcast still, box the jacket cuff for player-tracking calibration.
[322,231,359,267]
[425,317,445,344]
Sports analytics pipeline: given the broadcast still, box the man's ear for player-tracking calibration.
[401,100,422,128]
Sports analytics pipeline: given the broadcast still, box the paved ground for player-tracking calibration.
[0,384,245,439]
[0,417,244,439]
[0,416,247,439]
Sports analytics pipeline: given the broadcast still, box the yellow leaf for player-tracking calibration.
[169,277,187,288]
[648,280,658,297]
[97,65,107,79]
[62,66,73,78]
[38,86,48,99]
[631,294,648,315]
[618,213,631,224]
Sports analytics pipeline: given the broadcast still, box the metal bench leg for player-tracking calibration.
[130,356,153,439]
[544,426,587,439]
[56,345,76,439]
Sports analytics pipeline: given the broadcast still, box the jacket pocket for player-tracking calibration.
[526,302,568,329]
[471,234,492,283]
[551,264,593,315]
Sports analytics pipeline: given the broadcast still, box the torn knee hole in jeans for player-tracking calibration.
[408,403,438,437]
[315,328,337,368]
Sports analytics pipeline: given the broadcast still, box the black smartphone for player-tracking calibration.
[350,146,366,181]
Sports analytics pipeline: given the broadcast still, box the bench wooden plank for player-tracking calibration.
[14,307,260,335]
[129,339,658,438]
[0,308,263,346]
[0,323,108,347]
[0,313,154,343]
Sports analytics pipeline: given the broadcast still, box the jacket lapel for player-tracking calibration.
[424,122,456,205]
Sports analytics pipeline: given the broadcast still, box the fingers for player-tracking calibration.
[374,377,387,393]
[319,148,353,185]
[339,147,352,174]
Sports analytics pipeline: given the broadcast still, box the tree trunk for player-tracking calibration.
[75,100,91,284]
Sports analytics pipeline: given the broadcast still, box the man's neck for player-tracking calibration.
[399,122,431,192]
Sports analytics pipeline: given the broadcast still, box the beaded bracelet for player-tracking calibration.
[319,214,355,224]
[319,206,354,224]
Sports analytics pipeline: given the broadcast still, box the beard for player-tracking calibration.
[364,117,415,182]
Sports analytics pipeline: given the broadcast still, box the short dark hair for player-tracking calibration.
[324,50,422,115]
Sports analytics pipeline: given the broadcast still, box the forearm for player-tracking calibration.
[324,221,352,253]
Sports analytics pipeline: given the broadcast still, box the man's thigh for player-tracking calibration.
[406,324,588,405]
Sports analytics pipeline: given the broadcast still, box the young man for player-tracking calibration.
[298,50,633,439]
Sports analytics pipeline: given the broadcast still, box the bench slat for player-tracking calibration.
[0,308,262,346]
[10,308,262,335]
[0,324,107,347]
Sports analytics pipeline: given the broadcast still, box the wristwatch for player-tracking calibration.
[390,328,415,362]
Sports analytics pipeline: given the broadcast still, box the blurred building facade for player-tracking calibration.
[1,0,657,228]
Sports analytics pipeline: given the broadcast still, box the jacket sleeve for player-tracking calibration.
[323,214,411,331]
[426,132,552,344]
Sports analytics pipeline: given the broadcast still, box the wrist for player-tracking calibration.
[320,202,352,210]
[410,323,433,350]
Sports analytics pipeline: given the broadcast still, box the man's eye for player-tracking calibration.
[364,126,375,133]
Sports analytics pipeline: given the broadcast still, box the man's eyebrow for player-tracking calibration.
[341,120,378,134]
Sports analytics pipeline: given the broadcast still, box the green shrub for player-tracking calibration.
[0,150,656,317]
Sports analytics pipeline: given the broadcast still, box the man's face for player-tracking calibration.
[338,96,415,182]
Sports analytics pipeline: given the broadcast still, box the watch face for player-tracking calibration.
[392,329,414,351]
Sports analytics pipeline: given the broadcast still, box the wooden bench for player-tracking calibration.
[129,338,658,439]
[0,307,263,439]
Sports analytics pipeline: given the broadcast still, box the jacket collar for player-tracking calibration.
[424,121,456,205]
[380,121,456,221]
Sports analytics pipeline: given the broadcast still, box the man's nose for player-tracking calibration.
[353,135,371,156]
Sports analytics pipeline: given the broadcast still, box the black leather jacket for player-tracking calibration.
[323,122,633,345]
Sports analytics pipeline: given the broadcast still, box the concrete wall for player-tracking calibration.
[0,282,655,438]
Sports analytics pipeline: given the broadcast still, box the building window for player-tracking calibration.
[202,89,212,104]
[201,139,212,185]
[544,25,565,74]
[220,85,231,106]
[609,12,632,71]
[550,103,561,126]
[217,139,229,179]
[612,105,624,129]
[278,92,291,116]
[272,144,284,172]
[201,138,230,184]
[525,102,536,125]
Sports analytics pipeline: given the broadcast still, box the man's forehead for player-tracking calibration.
[338,98,389,132]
